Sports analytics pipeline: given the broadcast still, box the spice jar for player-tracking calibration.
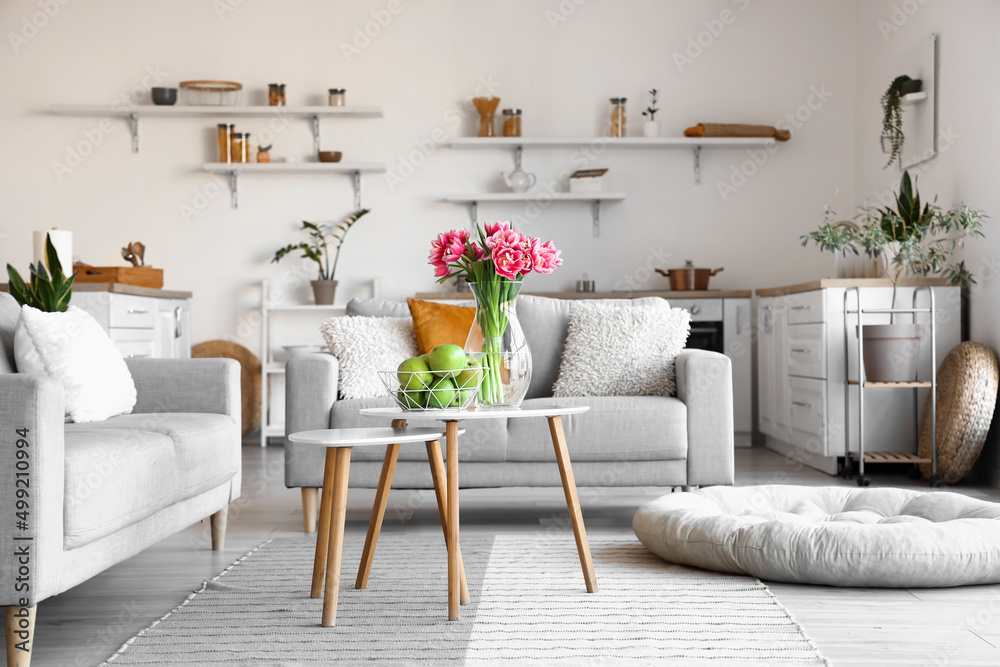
[328,88,345,106]
[217,123,235,163]
[609,98,626,137]
[502,109,522,137]
[231,132,250,163]
[268,84,286,106]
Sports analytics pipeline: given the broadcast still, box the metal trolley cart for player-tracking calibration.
[843,286,940,487]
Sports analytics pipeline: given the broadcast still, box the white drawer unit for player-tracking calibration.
[788,376,827,450]
[788,323,826,379]
[786,290,826,325]
[70,289,192,359]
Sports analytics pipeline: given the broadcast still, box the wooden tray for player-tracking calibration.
[74,266,164,289]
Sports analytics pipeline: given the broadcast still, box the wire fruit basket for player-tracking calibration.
[378,363,483,412]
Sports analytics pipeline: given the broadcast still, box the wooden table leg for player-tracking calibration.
[356,442,400,589]
[321,447,352,627]
[548,415,597,593]
[446,421,461,621]
[426,440,470,605]
[311,448,338,598]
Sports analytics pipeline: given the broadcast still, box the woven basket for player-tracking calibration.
[192,340,262,438]
[918,342,999,484]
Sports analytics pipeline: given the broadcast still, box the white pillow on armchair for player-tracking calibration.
[13,305,137,422]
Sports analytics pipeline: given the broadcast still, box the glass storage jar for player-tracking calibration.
[217,123,235,163]
[609,98,626,137]
[231,132,250,163]
[268,84,285,106]
[502,109,522,137]
[328,88,345,106]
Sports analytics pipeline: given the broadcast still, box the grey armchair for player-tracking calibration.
[0,293,241,667]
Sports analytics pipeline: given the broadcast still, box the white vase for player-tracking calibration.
[643,121,660,138]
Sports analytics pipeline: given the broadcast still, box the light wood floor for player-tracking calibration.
[14,443,1000,667]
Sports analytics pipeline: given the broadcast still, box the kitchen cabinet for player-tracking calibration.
[755,281,960,474]
[70,285,192,359]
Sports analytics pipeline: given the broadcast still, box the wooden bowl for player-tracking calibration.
[318,151,343,163]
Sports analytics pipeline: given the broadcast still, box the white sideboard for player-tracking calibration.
[756,280,960,474]
[70,285,192,359]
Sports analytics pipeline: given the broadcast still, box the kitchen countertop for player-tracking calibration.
[414,289,753,300]
[1,283,192,299]
[756,277,949,297]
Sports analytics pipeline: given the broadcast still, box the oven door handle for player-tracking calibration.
[689,327,720,334]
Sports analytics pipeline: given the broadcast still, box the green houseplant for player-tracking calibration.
[880,75,912,168]
[6,234,76,312]
[272,208,369,305]
[802,171,986,380]
[641,88,660,138]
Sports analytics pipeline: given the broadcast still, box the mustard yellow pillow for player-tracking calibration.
[407,298,476,354]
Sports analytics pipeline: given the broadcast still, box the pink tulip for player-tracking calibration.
[530,238,562,274]
[492,246,527,280]
[466,241,486,262]
[483,221,511,237]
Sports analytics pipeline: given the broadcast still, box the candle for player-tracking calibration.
[33,229,73,274]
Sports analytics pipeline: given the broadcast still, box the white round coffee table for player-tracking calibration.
[287,426,467,627]
[359,405,595,621]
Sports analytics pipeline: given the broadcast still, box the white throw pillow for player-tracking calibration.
[14,305,137,423]
[552,303,691,397]
[320,316,418,399]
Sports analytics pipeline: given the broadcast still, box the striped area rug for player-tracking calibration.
[103,534,830,666]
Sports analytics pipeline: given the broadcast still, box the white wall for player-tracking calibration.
[853,0,1000,484]
[0,0,858,356]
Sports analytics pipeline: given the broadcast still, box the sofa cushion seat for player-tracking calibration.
[64,413,239,549]
[330,397,509,462]
[507,396,688,462]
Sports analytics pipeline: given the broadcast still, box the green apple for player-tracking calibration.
[451,387,474,407]
[428,344,467,375]
[455,356,482,389]
[397,356,433,391]
[420,352,431,363]
[427,376,456,409]
[398,390,426,410]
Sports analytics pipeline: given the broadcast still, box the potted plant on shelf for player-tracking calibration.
[256,144,272,163]
[880,75,920,168]
[641,89,660,138]
[802,171,986,381]
[6,233,76,312]
[272,208,370,305]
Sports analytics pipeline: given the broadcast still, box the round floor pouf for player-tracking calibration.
[918,342,999,484]
[633,485,1000,588]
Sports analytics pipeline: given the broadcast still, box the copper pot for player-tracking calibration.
[655,261,724,290]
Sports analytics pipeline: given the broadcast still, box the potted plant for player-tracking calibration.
[6,233,76,312]
[641,89,660,138]
[256,144,272,163]
[803,171,986,381]
[880,75,915,168]
[272,208,370,305]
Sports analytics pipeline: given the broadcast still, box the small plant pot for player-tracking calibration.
[860,323,923,382]
[898,78,923,95]
[256,151,271,163]
[643,121,661,138]
[311,280,338,305]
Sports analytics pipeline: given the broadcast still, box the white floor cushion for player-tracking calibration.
[634,485,1000,588]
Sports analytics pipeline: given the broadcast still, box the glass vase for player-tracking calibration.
[464,280,532,407]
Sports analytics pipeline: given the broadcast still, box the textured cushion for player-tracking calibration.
[518,296,672,400]
[634,485,1000,588]
[14,305,136,422]
[406,298,476,354]
[346,297,410,318]
[553,303,690,397]
[0,293,19,372]
[329,396,508,462]
[63,413,239,548]
[320,316,417,399]
[508,396,687,462]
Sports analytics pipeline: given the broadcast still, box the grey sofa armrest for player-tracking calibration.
[675,349,734,486]
[0,374,66,605]
[285,353,339,487]
[125,358,240,421]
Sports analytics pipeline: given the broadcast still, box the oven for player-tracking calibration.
[670,299,724,354]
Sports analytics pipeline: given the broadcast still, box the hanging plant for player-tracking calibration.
[880,75,911,169]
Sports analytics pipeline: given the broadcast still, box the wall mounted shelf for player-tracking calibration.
[445,192,625,237]
[900,91,928,106]
[52,104,384,153]
[203,161,386,209]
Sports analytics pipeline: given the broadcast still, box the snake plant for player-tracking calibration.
[6,234,76,312]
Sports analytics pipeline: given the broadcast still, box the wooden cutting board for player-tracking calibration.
[74,266,164,288]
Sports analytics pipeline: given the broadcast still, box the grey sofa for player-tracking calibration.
[0,293,241,667]
[286,295,734,531]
